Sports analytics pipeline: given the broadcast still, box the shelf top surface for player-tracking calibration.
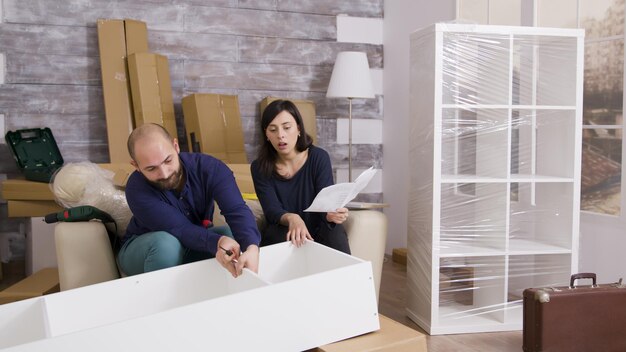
[441,174,575,183]
[411,23,585,38]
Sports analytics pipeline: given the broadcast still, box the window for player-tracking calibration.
[539,0,625,216]
[580,0,624,215]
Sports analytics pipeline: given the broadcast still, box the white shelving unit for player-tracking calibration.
[407,23,584,335]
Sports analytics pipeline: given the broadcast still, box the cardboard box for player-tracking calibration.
[392,248,407,266]
[2,179,56,200]
[97,19,148,163]
[7,200,62,218]
[0,268,59,305]
[0,242,378,351]
[314,314,428,352]
[182,94,247,163]
[1,164,135,202]
[127,52,177,138]
[226,163,254,194]
[260,96,317,144]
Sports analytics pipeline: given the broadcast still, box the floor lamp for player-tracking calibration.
[326,51,375,182]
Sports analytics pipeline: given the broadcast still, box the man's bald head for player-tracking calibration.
[127,123,174,161]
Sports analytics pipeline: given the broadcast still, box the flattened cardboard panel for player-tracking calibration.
[127,53,177,138]
[97,19,148,163]
[2,179,56,200]
[315,314,428,352]
[7,200,62,218]
[260,96,317,144]
[127,53,164,125]
[156,55,178,138]
[0,268,59,305]
[124,19,149,55]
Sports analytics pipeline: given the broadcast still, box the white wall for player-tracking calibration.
[580,213,626,280]
[382,1,456,254]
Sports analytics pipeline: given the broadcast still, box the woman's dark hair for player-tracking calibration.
[256,99,313,178]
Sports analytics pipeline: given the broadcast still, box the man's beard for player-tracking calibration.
[148,165,183,191]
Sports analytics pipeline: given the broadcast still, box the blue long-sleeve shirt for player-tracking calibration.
[123,152,261,255]
[251,145,334,234]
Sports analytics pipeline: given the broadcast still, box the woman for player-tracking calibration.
[251,99,351,254]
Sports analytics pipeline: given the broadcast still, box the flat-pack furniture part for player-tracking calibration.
[523,273,626,352]
[0,241,379,351]
[5,128,63,183]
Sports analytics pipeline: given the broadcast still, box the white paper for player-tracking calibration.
[304,167,376,212]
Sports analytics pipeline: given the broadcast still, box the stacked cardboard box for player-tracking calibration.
[182,94,248,163]
[127,52,177,139]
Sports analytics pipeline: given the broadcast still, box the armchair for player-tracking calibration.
[54,207,388,300]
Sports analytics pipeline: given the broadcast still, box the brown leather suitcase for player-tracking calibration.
[523,273,626,352]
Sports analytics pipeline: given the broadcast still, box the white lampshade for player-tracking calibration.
[326,51,375,99]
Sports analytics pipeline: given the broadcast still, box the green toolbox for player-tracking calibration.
[5,128,64,183]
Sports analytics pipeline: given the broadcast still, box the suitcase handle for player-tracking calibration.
[570,273,597,288]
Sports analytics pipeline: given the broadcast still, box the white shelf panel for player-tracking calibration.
[442,104,576,110]
[441,175,507,183]
[439,242,505,257]
[508,239,572,255]
[434,304,521,334]
[442,174,575,183]
[510,174,575,183]
[504,304,523,324]
[406,308,521,335]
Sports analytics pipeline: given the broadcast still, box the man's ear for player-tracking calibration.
[130,159,139,171]
[173,138,180,153]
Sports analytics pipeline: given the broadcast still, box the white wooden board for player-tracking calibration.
[0,241,379,351]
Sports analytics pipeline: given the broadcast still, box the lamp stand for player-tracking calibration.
[348,97,353,182]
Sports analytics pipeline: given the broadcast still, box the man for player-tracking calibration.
[117,123,260,277]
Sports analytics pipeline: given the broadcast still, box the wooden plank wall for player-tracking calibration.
[0,0,384,232]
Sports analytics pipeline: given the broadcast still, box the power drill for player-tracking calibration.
[44,205,114,224]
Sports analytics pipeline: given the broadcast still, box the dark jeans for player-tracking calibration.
[261,222,351,255]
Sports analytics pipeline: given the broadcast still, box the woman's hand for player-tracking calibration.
[326,207,349,224]
[282,213,314,247]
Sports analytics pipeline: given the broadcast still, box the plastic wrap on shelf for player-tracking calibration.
[50,162,131,237]
[407,23,583,335]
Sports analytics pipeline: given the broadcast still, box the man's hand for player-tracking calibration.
[326,207,349,224]
[235,245,259,275]
[282,213,313,247]
[216,236,241,278]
